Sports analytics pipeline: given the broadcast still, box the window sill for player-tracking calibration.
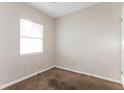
[20,52,43,56]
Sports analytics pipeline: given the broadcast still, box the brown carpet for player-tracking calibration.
[5,67,123,90]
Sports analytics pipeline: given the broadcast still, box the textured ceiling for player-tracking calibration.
[28,2,99,18]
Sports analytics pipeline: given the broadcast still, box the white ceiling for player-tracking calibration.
[28,2,99,18]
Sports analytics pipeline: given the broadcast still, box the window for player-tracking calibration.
[20,18,43,55]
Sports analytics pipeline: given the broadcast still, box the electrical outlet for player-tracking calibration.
[73,61,76,66]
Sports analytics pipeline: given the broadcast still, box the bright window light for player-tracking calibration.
[20,18,43,55]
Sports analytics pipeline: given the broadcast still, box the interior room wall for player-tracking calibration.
[56,3,122,82]
[0,3,56,86]
[0,2,122,88]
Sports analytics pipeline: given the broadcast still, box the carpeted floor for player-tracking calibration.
[5,67,123,90]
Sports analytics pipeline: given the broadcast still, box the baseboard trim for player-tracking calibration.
[55,65,122,84]
[0,66,54,90]
[0,65,122,89]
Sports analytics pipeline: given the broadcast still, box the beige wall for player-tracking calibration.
[0,2,122,87]
[56,3,122,82]
[0,3,56,86]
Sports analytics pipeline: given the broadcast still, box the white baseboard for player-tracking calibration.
[0,65,122,90]
[55,65,122,84]
[0,66,54,90]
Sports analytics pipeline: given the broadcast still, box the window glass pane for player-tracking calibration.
[20,37,43,55]
[20,19,43,39]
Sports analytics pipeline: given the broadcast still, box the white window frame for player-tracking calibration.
[20,18,43,55]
